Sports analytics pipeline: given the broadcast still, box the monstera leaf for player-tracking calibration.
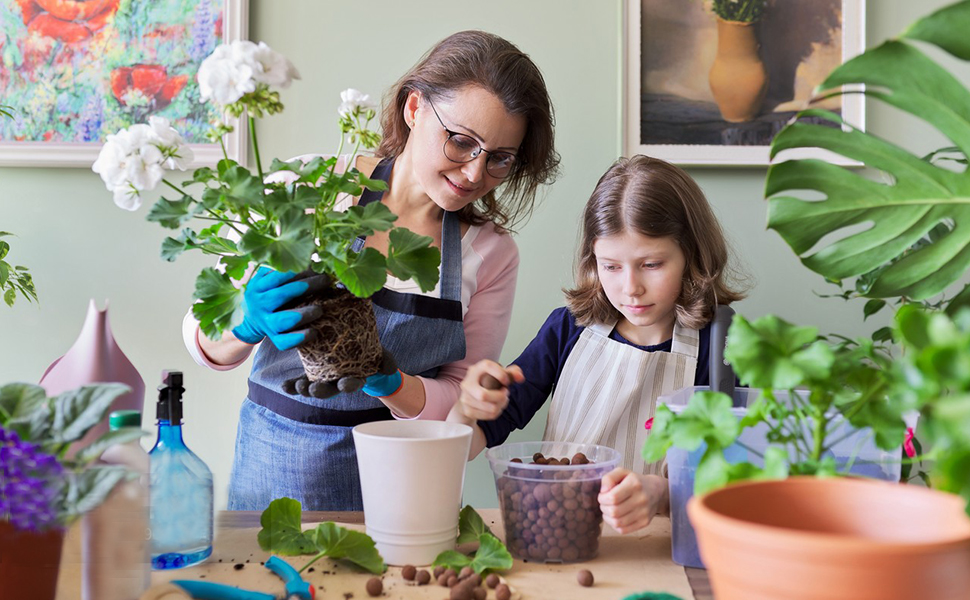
[765,1,970,302]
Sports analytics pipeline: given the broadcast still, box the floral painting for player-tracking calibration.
[0,0,242,166]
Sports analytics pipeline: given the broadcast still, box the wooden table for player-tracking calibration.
[57,511,712,600]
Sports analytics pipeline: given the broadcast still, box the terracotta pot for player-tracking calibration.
[0,521,66,600]
[708,18,768,122]
[688,477,970,600]
[297,287,382,383]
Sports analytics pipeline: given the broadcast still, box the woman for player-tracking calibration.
[182,30,560,510]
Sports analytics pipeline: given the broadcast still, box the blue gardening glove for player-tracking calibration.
[282,347,399,398]
[232,267,329,351]
[362,369,403,397]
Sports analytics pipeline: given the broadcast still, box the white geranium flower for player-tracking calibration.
[338,88,374,118]
[148,116,194,170]
[252,41,300,88]
[197,42,257,105]
[113,183,142,211]
[92,134,131,191]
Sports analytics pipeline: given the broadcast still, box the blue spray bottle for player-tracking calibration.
[149,371,213,569]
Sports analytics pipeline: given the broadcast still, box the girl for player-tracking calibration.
[448,155,746,534]
[183,31,561,511]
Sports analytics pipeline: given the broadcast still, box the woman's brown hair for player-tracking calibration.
[377,30,560,233]
[564,155,747,329]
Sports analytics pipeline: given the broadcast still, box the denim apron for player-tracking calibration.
[227,158,467,510]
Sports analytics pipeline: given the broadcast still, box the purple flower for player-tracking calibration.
[0,426,63,532]
[190,1,217,64]
[77,94,104,143]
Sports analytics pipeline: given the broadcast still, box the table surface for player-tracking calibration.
[57,511,712,600]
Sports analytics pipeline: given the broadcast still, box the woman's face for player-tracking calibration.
[404,85,527,212]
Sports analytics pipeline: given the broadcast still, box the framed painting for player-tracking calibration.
[623,0,866,166]
[0,0,248,167]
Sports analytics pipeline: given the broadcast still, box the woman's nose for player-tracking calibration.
[460,154,488,183]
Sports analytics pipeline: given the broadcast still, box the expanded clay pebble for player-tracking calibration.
[365,577,382,596]
[401,565,417,581]
[496,583,512,600]
[434,565,446,578]
[485,573,500,589]
[449,586,472,600]
[472,587,487,600]
[577,569,594,587]
[459,566,475,579]
[415,569,431,585]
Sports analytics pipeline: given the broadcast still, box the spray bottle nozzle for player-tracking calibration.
[157,370,185,424]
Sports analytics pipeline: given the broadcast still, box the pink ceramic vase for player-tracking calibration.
[39,300,145,452]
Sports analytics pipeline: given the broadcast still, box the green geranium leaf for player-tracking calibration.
[221,164,264,205]
[192,267,244,340]
[457,505,493,545]
[160,229,200,262]
[358,172,389,192]
[343,202,398,236]
[334,247,387,298]
[221,255,251,281]
[51,384,130,446]
[469,533,513,574]
[257,498,317,555]
[725,314,834,390]
[146,196,200,229]
[387,229,441,293]
[642,404,676,462]
[673,391,740,450]
[694,448,731,495]
[307,522,386,574]
[238,211,314,274]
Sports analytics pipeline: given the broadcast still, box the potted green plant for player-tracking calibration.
[92,41,440,395]
[645,2,970,598]
[0,382,142,600]
[0,105,37,308]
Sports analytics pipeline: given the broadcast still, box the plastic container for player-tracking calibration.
[82,410,150,600]
[149,371,213,570]
[485,441,621,563]
[661,386,903,569]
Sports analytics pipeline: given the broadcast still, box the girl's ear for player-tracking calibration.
[403,90,421,129]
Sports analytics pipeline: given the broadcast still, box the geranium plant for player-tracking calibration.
[0,383,142,531]
[92,40,440,390]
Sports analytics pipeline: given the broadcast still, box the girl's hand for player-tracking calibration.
[456,360,524,421]
[597,469,669,534]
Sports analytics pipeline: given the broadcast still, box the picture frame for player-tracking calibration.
[623,0,866,167]
[0,0,248,168]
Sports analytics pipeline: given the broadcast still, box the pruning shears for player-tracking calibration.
[171,556,315,600]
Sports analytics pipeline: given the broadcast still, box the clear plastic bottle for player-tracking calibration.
[149,371,213,569]
[81,409,150,600]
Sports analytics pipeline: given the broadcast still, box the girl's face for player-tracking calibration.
[593,230,687,346]
[403,85,526,212]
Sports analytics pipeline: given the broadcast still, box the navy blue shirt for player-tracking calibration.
[478,307,713,448]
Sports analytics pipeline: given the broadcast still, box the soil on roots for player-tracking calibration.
[297,287,383,382]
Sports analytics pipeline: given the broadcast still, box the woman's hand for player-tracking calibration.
[597,469,669,534]
[455,360,524,421]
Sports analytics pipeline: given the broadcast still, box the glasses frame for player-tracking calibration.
[426,98,518,179]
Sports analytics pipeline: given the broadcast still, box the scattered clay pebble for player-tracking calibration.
[459,566,475,579]
[447,574,459,587]
[485,573,500,589]
[437,573,450,586]
[444,568,458,579]
[233,563,244,570]
[450,586,472,600]
[434,565,446,578]
[510,457,522,463]
[401,565,417,581]
[416,569,431,585]
[577,569,594,587]
[472,587,487,600]
[365,577,383,597]
[496,583,512,600]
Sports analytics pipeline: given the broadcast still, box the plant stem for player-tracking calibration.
[299,551,328,574]
[813,407,828,463]
[249,115,264,180]
[205,209,245,236]
[162,179,184,196]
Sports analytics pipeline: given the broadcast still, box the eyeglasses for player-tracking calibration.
[426,98,518,179]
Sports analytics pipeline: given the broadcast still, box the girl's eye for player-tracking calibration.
[644,262,662,269]
[601,264,620,272]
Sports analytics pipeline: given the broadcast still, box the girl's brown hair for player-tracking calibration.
[377,30,560,233]
[564,155,747,329]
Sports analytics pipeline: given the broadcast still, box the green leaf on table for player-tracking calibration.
[257,497,317,555]
[387,229,441,293]
[457,505,492,545]
[468,533,513,574]
[147,196,200,229]
[334,247,387,298]
[433,550,473,571]
[307,522,385,574]
[725,314,834,390]
[192,267,244,339]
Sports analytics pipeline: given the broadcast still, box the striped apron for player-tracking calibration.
[542,321,699,475]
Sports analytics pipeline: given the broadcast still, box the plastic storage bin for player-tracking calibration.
[486,441,621,563]
[661,386,902,569]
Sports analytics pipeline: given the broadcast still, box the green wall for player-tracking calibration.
[0,0,962,510]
